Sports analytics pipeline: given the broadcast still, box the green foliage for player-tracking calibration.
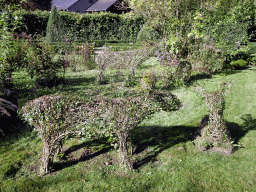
[139,68,157,91]
[68,43,96,71]
[187,36,224,73]
[123,73,136,87]
[176,60,192,83]
[13,9,50,37]
[223,48,251,70]
[197,0,254,50]
[137,24,160,41]
[251,56,256,66]
[0,6,29,88]
[150,91,181,112]
[158,59,192,89]
[25,42,65,87]
[229,59,248,70]
[45,6,66,43]
[12,11,145,41]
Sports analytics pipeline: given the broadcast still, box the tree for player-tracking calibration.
[45,6,66,43]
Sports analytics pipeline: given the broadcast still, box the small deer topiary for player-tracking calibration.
[194,82,233,154]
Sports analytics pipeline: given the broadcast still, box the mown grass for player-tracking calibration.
[0,58,256,191]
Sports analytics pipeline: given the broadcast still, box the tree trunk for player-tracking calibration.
[118,132,132,170]
[42,141,53,175]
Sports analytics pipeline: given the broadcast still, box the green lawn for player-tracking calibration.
[1,59,256,191]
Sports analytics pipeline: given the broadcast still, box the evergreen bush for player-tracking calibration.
[45,6,65,43]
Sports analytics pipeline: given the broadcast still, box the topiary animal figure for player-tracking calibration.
[194,82,233,153]
[20,95,95,174]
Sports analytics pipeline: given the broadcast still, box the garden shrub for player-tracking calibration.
[165,35,223,74]
[194,82,233,153]
[229,59,248,70]
[175,60,192,83]
[139,68,157,91]
[150,91,181,112]
[88,92,180,170]
[0,39,31,88]
[251,56,256,66]
[137,24,160,41]
[68,42,96,71]
[160,60,191,90]
[94,43,155,86]
[25,42,65,87]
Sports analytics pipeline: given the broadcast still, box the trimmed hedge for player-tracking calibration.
[12,10,145,41]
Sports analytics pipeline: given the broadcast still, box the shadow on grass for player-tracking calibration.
[132,114,256,169]
[0,110,32,142]
[214,69,243,76]
[131,125,198,169]
[105,72,126,83]
[188,73,212,85]
[227,114,256,148]
[51,137,111,172]
[65,76,96,87]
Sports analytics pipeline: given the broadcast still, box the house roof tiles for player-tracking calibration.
[86,0,118,12]
[51,0,79,10]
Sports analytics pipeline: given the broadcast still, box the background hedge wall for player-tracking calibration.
[12,10,145,41]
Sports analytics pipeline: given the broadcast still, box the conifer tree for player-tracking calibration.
[45,6,64,43]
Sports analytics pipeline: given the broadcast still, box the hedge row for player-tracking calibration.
[12,10,146,41]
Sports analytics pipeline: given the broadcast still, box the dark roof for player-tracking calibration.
[86,0,118,12]
[51,0,79,10]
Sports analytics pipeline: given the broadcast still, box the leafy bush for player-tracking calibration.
[0,7,32,89]
[176,60,192,83]
[139,68,157,91]
[137,24,160,41]
[150,91,181,112]
[165,35,223,73]
[229,59,248,70]
[68,42,96,71]
[94,43,155,86]
[25,42,65,87]
[160,60,192,89]
[251,56,256,66]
